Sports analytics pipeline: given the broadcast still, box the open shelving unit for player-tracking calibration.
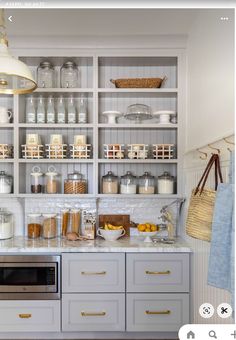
[0,50,185,199]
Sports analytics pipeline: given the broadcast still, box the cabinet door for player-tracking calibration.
[62,293,125,332]
[127,293,189,332]
[62,253,125,293]
[127,253,189,292]
[0,300,60,332]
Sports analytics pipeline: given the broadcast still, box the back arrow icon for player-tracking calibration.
[8,16,13,22]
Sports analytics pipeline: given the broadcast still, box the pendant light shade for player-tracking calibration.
[0,10,37,94]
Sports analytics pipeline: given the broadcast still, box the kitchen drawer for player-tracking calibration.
[62,293,125,332]
[0,300,60,332]
[62,253,125,292]
[127,293,189,332]
[127,253,189,292]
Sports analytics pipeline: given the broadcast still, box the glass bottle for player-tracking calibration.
[157,171,174,194]
[26,96,36,123]
[120,171,137,194]
[37,96,45,123]
[0,171,13,194]
[102,171,119,194]
[67,95,76,124]
[37,61,55,88]
[138,172,155,194]
[78,95,87,123]
[57,96,66,123]
[46,96,55,124]
[60,61,78,88]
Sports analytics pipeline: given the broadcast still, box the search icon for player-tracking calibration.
[209,330,217,339]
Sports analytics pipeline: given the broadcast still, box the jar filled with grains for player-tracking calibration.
[27,214,42,239]
[42,214,57,239]
[45,166,59,194]
[64,172,87,194]
[102,171,119,194]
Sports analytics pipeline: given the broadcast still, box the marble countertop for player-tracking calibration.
[0,236,191,253]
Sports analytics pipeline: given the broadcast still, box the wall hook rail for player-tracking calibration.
[208,144,220,154]
[223,137,235,152]
[197,148,208,160]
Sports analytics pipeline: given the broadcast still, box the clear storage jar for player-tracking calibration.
[102,171,119,194]
[139,172,155,194]
[30,166,43,194]
[0,208,13,240]
[45,166,59,194]
[0,171,13,194]
[27,214,42,239]
[37,61,55,88]
[60,61,78,88]
[64,172,87,194]
[42,214,57,239]
[120,171,137,194]
[157,171,174,194]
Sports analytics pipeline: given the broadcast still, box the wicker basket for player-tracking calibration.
[0,144,13,159]
[110,77,166,88]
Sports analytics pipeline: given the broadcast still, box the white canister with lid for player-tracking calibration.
[0,171,13,194]
[45,166,59,194]
[157,171,175,194]
[0,208,13,239]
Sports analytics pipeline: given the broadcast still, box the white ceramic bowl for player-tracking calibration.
[97,228,126,241]
[139,231,157,243]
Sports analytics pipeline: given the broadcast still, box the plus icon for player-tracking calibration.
[231,330,236,339]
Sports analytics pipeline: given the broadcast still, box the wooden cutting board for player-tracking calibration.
[99,214,131,236]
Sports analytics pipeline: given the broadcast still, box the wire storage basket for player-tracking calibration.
[127,144,149,159]
[69,144,92,159]
[103,144,125,159]
[0,144,13,159]
[21,144,44,159]
[45,144,68,159]
[152,144,175,159]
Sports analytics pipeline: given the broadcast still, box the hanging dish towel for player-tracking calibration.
[208,152,235,303]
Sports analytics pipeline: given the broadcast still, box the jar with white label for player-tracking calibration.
[157,171,174,194]
[0,208,13,239]
[139,172,155,194]
[26,96,36,123]
[120,171,137,194]
[0,171,13,194]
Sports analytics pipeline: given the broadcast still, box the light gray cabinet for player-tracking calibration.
[127,293,189,332]
[127,253,189,292]
[62,293,125,332]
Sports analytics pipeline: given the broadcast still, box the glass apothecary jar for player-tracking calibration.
[37,61,55,88]
[102,171,119,194]
[60,61,79,88]
[120,171,137,194]
[0,171,13,194]
[45,166,59,194]
[64,172,87,194]
[30,166,43,194]
[42,214,57,239]
[0,208,13,240]
[139,172,155,194]
[157,171,175,194]
[27,214,42,239]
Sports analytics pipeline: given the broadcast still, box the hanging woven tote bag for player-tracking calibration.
[186,153,223,241]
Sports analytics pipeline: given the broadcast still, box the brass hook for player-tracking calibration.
[197,148,208,160]
[223,137,235,152]
[208,144,220,154]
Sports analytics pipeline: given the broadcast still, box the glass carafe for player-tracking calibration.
[37,61,55,88]
[60,61,78,88]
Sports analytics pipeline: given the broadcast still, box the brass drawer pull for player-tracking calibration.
[145,270,171,275]
[18,314,32,319]
[81,271,106,275]
[81,311,106,317]
[146,310,171,315]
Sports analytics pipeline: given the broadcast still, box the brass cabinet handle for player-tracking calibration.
[18,314,32,319]
[145,270,171,275]
[81,271,106,275]
[146,310,171,315]
[81,311,106,317]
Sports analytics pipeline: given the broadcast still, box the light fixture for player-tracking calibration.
[0,9,37,94]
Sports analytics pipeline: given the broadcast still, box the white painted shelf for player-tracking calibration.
[97,194,182,199]
[19,123,94,129]
[98,159,178,164]
[0,124,14,128]
[34,88,94,93]
[18,194,95,198]
[18,159,94,163]
[98,88,178,93]
[0,159,14,163]
[98,124,178,129]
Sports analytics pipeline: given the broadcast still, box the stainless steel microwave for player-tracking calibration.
[0,255,60,300]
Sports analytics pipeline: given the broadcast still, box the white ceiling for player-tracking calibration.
[5,9,198,36]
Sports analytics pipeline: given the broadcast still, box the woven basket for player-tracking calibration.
[110,77,166,88]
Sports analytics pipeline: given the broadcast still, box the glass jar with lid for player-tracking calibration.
[0,208,13,240]
[102,171,119,194]
[30,166,43,194]
[120,171,137,194]
[0,171,13,194]
[139,172,155,194]
[42,214,57,239]
[64,172,87,194]
[45,166,59,194]
[157,171,175,194]
[27,214,42,239]
[37,61,55,88]
[60,61,79,88]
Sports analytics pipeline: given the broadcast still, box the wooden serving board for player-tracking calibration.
[98,214,131,236]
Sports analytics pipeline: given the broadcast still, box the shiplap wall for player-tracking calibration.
[182,147,234,324]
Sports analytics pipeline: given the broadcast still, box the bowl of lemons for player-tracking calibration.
[137,223,160,243]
